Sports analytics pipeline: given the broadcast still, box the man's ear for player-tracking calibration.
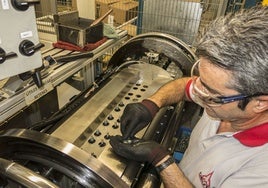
[254,95,268,112]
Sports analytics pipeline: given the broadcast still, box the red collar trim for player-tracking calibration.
[233,122,268,147]
[185,79,193,101]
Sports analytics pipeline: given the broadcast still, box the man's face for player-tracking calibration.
[196,58,256,124]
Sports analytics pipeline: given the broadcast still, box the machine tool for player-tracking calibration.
[0,2,200,187]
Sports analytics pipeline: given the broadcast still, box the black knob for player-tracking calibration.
[107,114,114,120]
[98,141,106,147]
[19,40,44,56]
[11,0,40,11]
[112,123,119,129]
[88,137,96,144]
[102,120,109,126]
[94,130,101,136]
[119,102,124,107]
[114,106,120,112]
[104,133,110,140]
[0,48,17,64]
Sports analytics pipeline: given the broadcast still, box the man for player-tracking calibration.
[110,6,268,188]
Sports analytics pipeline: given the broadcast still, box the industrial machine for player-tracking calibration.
[0,1,200,187]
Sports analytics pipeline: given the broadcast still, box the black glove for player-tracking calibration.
[109,135,169,166]
[120,99,159,139]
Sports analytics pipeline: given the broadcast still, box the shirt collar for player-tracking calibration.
[233,122,268,147]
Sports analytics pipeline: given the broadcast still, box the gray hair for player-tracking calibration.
[195,6,268,95]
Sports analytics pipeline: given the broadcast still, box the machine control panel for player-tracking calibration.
[0,0,42,80]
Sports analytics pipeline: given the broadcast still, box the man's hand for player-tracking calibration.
[109,135,169,166]
[120,99,159,139]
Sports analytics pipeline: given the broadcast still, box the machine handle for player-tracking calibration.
[11,0,40,11]
[0,47,17,64]
[32,70,43,88]
[19,40,44,56]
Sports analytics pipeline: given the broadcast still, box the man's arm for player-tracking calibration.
[120,77,192,139]
[156,156,194,188]
[151,77,193,187]
[110,136,195,188]
[148,77,191,108]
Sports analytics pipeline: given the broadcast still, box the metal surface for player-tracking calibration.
[0,157,59,188]
[127,32,197,61]
[108,32,197,76]
[0,128,128,188]
[51,63,173,185]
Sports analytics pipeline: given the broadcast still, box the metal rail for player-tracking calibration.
[0,30,127,124]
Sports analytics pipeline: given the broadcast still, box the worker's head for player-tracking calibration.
[193,6,268,112]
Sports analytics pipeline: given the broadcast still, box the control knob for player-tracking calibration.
[19,40,44,56]
[11,0,40,11]
[0,48,17,64]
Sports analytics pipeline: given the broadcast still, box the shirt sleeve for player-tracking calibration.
[185,78,194,101]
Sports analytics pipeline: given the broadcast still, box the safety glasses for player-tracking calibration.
[190,60,264,107]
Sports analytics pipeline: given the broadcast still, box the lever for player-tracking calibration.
[19,40,44,56]
[19,68,43,88]
[32,70,43,88]
[11,0,40,11]
[0,47,17,64]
